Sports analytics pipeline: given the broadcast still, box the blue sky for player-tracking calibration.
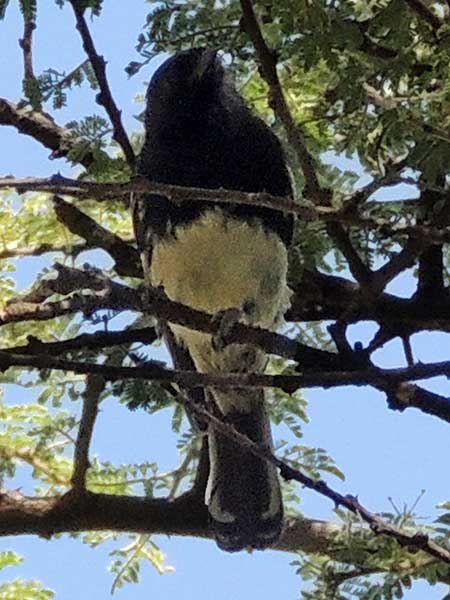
[0,2,449,599]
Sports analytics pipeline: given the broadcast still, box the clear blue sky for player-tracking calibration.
[0,2,449,599]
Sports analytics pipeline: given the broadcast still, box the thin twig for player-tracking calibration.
[326,223,373,288]
[0,239,118,260]
[68,2,135,169]
[42,58,90,103]
[18,12,39,106]
[3,447,69,486]
[402,337,414,367]
[71,375,105,490]
[1,351,450,412]
[239,0,325,202]
[2,175,450,244]
[3,327,158,357]
[0,286,140,327]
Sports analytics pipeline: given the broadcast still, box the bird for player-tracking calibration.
[134,48,293,552]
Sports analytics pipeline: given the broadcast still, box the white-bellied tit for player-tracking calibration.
[134,48,294,552]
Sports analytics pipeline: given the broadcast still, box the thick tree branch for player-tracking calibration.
[52,196,142,277]
[0,99,95,167]
[416,185,446,301]
[2,218,448,332]
[68,2,135,169]
[1,263,345,370]
[2,263,450,424]
[372,238,424,293]
[288,270,450,328]
[0,488,340,554]
[3,304,448,425]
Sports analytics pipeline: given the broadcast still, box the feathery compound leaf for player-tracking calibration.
[54,0,102,14]
[0,552,23,572]
[18,0,36,20]
[0,580,54,600]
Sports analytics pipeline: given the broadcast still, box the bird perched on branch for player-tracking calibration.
[134,48,293,552]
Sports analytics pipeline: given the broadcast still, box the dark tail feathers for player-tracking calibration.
[206,407,283,552]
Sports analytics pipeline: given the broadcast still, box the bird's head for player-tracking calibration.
[145,48,224,117]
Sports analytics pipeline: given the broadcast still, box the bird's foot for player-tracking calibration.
[211,307,241,351]
[211,301,257,351]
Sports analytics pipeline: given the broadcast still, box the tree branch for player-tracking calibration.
[239,0,325,202]
[325,222,373,289]
[71,375,104,490]
[0,99,95,167]
[0,488,340,554]
[52,196,142,277]
[0,263,343,370]
[0,351,450,421]
[2,388,450,565]
[0,283,140,327]
[2,262,450,424]
[288,270,450,328]
[0,239,117,260]
[3,327,158,357]
[68,2,135,170]
[404,0,443,32]
[372,238,424,293]
[2,175,450,245]
[18,11,39,106]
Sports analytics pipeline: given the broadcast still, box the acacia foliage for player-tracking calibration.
[1,1,450,599]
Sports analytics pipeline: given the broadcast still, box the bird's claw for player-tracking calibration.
[211,307,242,351]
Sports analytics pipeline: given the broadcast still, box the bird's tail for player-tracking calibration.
[205,389,283,552]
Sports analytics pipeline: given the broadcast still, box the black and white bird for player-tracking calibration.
[134,48,293,552]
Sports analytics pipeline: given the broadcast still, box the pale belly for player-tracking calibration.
[150,210,290,375]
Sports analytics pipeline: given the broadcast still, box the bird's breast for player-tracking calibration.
[150,209,290,330]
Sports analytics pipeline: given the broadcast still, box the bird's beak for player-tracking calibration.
[195,49,218,80]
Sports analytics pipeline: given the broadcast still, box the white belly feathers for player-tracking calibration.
[150,209,290,380]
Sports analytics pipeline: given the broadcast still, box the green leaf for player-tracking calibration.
[0,552,23,572]
[0,579,54,600]
[18,0,36,21]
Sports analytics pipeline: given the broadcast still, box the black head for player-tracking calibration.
[145,48,224,117]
